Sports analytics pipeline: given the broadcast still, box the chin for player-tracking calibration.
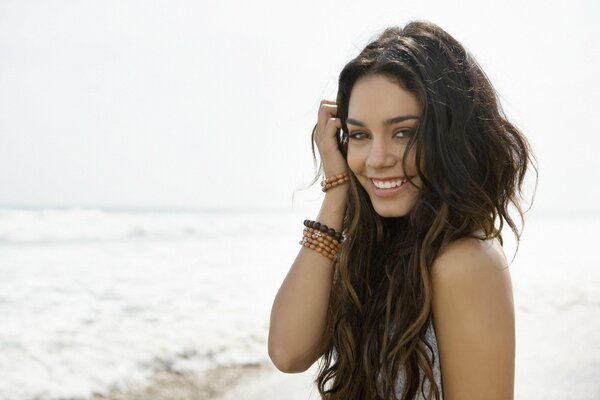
[356,177,421,218]
[366,188,419,218]
[371,203,413,218]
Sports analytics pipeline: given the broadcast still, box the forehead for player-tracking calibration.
[348,75,420,123]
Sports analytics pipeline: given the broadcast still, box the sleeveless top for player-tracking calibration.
[330,317,444,399]
[377,317,444,399]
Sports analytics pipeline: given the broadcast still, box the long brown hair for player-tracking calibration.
[309,21,538,399]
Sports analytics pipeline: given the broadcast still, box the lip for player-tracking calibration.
[370,178,410,198]
[369,176,411,181]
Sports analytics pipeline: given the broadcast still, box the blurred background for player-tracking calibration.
[0,0,598,399]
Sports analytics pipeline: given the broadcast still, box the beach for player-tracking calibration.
[88,362,320,400]
[0,208,598,399]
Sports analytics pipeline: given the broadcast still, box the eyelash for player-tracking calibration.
[348,130,413,140]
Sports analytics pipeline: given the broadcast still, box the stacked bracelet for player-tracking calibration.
[298,219,345,261]
[303,219,344,242]
[300,229,338,260]
[321,172,349,192]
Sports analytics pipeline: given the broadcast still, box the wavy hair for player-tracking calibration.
[308,20,538,399]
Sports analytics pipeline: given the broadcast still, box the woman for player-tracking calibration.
[268,20,537,400]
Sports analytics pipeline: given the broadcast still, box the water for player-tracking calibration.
[0,208,598,399]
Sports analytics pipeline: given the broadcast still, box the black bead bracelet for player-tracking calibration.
[303,219,344,242]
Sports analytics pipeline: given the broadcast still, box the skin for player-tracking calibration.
[346,74,515,399]
[431,237,515,400]
[346,74,422,218]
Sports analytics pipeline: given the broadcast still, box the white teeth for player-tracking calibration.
[372,178,407,189]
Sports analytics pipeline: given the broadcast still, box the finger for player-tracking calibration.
[325,117,342,132]
[318,103,338,125]
[318,117,341,145]
[314,116,339,145]
[320,99,337,106]
[319,103,337,113]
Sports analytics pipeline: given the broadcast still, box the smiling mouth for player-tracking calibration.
[370,177,412,189]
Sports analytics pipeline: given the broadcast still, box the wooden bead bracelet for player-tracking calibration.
[299,236,337,261]
[321,172,349,192]
[299,219,345,261]
[300,231,338,257]
[300,241,336,261]
[302,229,339,251]
[303,219,344,242]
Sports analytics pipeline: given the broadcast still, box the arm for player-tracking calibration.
[431,237,515,400]
[268,99,347,373]
[268,187,346,373]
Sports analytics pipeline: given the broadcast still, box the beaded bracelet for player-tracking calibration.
[299,219,345,261]
[303,219,344,242]
[299,236,337,261]
[302,228,340,251]
[299,241,336,260]
[321,172,349,192]
[303,227,340,247]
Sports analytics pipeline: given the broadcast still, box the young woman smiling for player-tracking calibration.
[269,20,537,400]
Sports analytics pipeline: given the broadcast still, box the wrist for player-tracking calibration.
[321,172,349,192]
[321,156,348,179]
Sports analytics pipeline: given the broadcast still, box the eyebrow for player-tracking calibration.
[346,115,419,127]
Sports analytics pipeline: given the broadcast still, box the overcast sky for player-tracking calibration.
[0,0,598,216]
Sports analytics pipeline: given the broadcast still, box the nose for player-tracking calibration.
[365,137,400,169]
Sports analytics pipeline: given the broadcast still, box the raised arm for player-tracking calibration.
[268,100,347,373]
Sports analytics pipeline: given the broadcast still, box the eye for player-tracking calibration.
[348,129,414,140]
[394,129,413,138]
[348,131,368,140]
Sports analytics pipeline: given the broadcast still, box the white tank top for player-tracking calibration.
[395,318,443,399]
[377,317,444,399]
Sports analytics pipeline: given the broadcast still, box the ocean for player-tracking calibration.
[0,207,598,399]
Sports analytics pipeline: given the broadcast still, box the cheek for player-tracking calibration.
[402,149,421,179]
[346,146,362,174]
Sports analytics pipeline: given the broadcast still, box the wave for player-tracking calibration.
[0,207,296,245]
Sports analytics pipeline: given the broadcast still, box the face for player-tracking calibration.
[346,74,422,218]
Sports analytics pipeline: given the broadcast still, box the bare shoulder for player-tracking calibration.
[433,234,508,276]
[430,236,515,399]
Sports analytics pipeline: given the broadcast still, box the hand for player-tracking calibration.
[313,100,348,178]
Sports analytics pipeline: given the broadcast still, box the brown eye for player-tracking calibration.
[349,132,368,140]
[394,130,413,138]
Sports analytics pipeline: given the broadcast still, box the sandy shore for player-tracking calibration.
[90,362,319,400]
